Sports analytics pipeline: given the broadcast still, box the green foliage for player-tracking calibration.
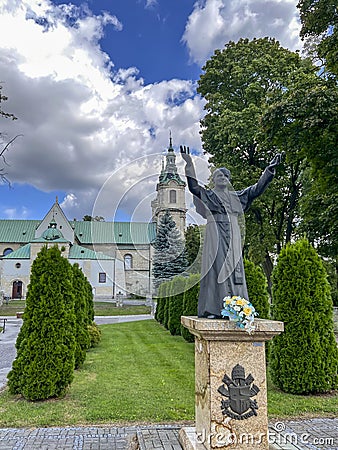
[168,276,187,336]
[8,246,76,401]
[155,281,170,325]
[262,71,338,260]
[88,322,102,347]
[184,224,203,273]
[152,210,188,288]
[298,0,338,75]
[270,238,338,394]
[323,259,338,307]
[181,274,200,342]
[72,264,91,368]
[163,287,170,330]
[244,259,270,318]
[84,276,95,324]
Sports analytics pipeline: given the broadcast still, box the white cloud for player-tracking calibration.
[145,0,158,10]
[60,193,78,210]
[0,0,205,221]
[182,0,302,64]
[3,207,30,220]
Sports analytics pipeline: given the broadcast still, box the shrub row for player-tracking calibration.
[155,259,269,343]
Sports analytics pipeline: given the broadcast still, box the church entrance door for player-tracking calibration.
[12,280,23,299]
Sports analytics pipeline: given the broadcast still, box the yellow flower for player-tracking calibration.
[225,298,232,305]
[243,307,252,316]
[236,299,245,306]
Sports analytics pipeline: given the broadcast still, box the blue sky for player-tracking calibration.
[0,0,302,222]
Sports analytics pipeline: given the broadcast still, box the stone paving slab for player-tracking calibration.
[0,426,139,450]
[0,420,337,450]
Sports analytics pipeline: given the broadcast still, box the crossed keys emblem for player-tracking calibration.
[218,364,260,420]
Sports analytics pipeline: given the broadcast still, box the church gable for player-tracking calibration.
[35,198,75,244]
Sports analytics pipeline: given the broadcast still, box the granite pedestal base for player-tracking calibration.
[179,317,284,450]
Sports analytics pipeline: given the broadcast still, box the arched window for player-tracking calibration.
[124,254,132,270]
[3,248,13,256]
[169,190,176,203]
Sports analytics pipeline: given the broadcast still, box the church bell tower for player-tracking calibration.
[151,135,187,236]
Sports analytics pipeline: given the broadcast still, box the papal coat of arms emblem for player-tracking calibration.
[218,364,260,420]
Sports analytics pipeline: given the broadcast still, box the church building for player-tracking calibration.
[0,140,187,300]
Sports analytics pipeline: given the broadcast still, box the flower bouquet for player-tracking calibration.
[221,296,258,334]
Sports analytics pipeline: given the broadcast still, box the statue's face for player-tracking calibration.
[213,169,230,188]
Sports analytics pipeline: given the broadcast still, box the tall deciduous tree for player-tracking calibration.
[8,246,76,401]
[262,71,338,258]
[298,0,338,75]
[152,210,188,288]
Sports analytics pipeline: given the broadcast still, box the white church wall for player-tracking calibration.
[1,259,31,298]
[71,258,115,299]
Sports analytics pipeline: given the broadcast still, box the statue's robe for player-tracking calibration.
[186,167,275,318]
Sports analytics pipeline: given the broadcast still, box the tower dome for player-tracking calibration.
[41,219,64,241]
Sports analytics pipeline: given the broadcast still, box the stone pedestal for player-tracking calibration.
[179,317,284,450]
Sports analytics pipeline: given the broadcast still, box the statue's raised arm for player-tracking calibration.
[180,145,192,165]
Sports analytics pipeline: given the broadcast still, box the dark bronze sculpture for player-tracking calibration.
[180,146,281,318]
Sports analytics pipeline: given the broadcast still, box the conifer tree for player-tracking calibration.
[181,274,200,342]
[270,238,338,394]
[168,276,187,336]
[244,259,270,318]
[152,210,188,288]
[155,281,167,324]
[84,276,95,324]
[163,282,170,330]
[72,263,91,368]
[8,246,76,401]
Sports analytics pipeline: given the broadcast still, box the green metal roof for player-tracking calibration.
[0,220,156,245]
[0,220,39,243]
[71,221,156,245]
[69,245,114,260]
[3,243,31,259]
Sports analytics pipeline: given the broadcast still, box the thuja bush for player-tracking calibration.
[81,274,100,348]
[155,282,167,324]
[72,263,91,368]
[84,276,95,324]
[8,246,76,401]
[163,282,171,330]
[244,259,270,318]
[88,322,101,347]
[168,276,187,336]
[181,274,200,342]
[270,238,338,394]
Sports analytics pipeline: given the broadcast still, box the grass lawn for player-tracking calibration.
[0,320,336,427]
[93,302,151,316]
[0,300,151,317]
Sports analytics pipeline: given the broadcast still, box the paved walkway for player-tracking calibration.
[0,420,337,450]
[0,317,337,450]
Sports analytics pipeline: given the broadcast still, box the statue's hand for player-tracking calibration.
[180,145,192,164]
[268,153,283,172]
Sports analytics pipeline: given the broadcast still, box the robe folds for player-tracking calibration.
[186,167,275,318]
